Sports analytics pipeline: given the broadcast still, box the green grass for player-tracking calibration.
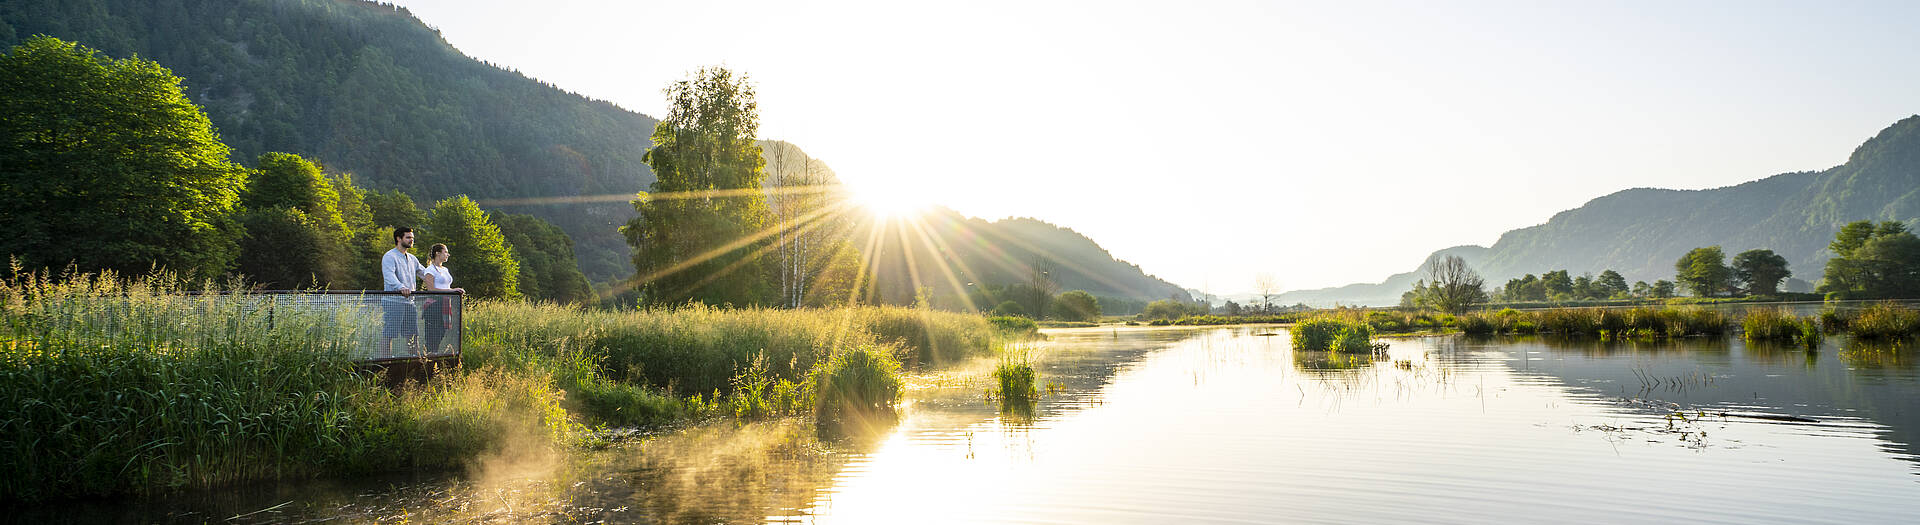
[1841,303,1920,339]
[993,358,1039,408]
[0,270,1008,501]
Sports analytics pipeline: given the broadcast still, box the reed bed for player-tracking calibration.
[1826,302,1920,339]
[2,269,1009,501]
[1454,307,1729,338]
[0,270,571,501]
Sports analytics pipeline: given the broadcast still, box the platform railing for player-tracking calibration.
[193,290,463,364]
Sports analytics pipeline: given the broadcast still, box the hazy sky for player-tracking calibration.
[389,0,1918,294]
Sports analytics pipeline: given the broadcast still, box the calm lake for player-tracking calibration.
[46,325,1920,523]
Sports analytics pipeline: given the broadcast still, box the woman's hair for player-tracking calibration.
[428,243,448,262]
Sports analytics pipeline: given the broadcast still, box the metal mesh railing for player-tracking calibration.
[241,291,462,363]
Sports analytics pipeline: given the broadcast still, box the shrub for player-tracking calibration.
[1291,318,1345,351]
[1330,323,1375,353]
[988,316,1040,339]
[1457,313,1496,335]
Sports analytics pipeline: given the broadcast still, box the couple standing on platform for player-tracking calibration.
[380,227,465,357]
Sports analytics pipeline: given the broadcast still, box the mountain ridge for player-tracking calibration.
[1279,115,1920,306]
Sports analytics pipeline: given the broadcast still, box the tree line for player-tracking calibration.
[0,36,588,301]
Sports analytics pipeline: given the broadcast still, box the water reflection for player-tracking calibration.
[47,326,1920,523]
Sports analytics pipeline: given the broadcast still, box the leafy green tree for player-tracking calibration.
[1651,280,1677,299]
[423,196,521,299]
[1730,249,1791,296]
[234,152,356,287]
[495,213,592,304]
[366,189,423,230]
[623,66,772,306]
[1675,246,1732,297]
[1541,270,1573,298]
[1596,270,1630,298]
[233,207,332,289]
[992,300,1027,318]
[0,36,246,279]
[1631,280,1652,298]
[1572,274,1596,300]
[1053,290,1101,322]
[1820,221,1920,299]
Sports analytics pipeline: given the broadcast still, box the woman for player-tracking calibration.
[417,243,465,354]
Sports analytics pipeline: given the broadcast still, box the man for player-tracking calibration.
[380,227,422,357]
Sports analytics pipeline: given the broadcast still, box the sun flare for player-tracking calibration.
[850,180,935,219]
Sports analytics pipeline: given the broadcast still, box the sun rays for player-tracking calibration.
[485,180,1135,329]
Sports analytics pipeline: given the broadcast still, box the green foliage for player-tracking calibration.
[992,300,1027,317]
[624,66,771,307]
[994,358,1038,407]
[1730,249,1792,296]
[366,189,424,231]
[0,36,246,280]
[988,316,1041,338]
[1596,270,1630,298]
[423,196,521,299]
[233,206,336,289]
[0,270,575,501]
[1330,323,1375,353]
[1290,318,1345,351]
[1741,308,1805,342]
[810,345,903,430]
[1844,302,1920,339]
[1652,280,1678,298]
[1819,221,1920,299]
[1052,290,1101,322]
[0,0,665,282]
[494,213,592,304]
[1675,246,1733,297]
[1142,299,1206,320]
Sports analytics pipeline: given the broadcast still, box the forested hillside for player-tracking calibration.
[1281,115,1920,305]
[0,0,657,281]
[855,209,1193,309]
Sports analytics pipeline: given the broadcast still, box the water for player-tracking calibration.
[44,326,1920,523]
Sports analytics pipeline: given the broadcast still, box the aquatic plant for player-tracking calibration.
[1845,302,1920,339]
[993,358,1039,408]
[1290,318,1345,351]
[811,345,904,434]
[989,315,1041,338]
[1741,308,1802,342]
[1330,323,1376,353]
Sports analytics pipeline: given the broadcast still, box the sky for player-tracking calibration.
[388,0,1919,295]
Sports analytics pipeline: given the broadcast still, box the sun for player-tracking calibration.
[849,179,935,220]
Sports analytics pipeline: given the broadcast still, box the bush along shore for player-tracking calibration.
[1160,302,1918,342]
[0,270,1020,502]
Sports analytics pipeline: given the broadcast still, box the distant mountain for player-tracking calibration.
[1,0,657,282]
[857,209,1192,306]
[1283,116,1920,306]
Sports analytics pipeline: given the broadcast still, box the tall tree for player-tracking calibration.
[1820,221,1920,299]
[1540,270,1573,298]
[623,66,772,306]
[1053,290,1101,322]
[1420,254,1487,314]
[763,141,849,308]
[234,152,354,288]
[1730,249,1791,296]
[1596,270,1630,298]
[495,213,592,304]
[423,195,521,299]
[0,36,246,279]
[1674,246,1732,297]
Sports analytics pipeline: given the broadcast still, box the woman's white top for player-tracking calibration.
[422,265,453,289]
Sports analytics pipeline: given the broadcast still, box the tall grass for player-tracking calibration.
[1452,307,1728,338]
[1,270,1009,500]
[1290,316,1375,353]
[0,270,572,501]
[1842,303,1920,339]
